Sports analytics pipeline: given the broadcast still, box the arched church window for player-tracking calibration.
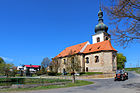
[63,59,66,64]
[105,37,108,40]
[95,56,99,63]
[63,68,66,73]
[97,37,100,42]
[86,57,89,63]
[86,67,88,72]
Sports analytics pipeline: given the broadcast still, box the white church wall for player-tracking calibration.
[92,32,104,44]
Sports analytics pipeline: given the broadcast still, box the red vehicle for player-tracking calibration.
[114,70,128,81]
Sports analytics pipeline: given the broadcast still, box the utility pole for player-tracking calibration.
[136,58,139,68]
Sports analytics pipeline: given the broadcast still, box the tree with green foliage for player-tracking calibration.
[4,63,14,77]
[0,57,16,77]
[0,57,5,64]
[0,57,5,75]
[117,53,127,69]
[11,67,18,77]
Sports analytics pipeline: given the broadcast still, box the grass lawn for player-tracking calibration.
[0,80,93,92]
[24,78,71,84]
[80,72,103,76]
[125,68,140,74]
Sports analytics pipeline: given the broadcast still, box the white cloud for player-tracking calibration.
[0,56,14,62]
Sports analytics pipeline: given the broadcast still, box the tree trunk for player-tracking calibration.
[72,74,75,83]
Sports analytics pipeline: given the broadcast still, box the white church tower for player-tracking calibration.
[92,8,111,44]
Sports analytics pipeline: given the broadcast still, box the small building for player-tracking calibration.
[17,64,41,76]
[23,65,41,73]
[17,66,24,71]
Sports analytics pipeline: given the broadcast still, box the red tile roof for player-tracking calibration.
[55,41,88,58]
[24,65,41,68]
[83,40,117,53]
[55,40,117,58]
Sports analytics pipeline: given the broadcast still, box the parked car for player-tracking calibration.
[114,70,128,81]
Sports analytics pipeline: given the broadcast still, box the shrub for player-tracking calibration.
[81,72,103,75]
[57,73,62,76]
[79,72,85,75]
[36,70,42,76]
[46,72,62,76]
[0,78,25,85]
[15,74,21,77]
[47,72,57,76]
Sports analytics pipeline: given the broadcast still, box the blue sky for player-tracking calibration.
[0,0,139,67]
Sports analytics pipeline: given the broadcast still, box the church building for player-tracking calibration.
[53,8,117,73]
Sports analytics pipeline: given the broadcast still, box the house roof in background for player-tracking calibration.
[24,65,41,68]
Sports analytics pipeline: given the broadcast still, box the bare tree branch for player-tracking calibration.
[104,0,140,48]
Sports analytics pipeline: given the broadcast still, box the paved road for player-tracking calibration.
[7,72,140,93]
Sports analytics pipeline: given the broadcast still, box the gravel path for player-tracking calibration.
[2,71,140,93]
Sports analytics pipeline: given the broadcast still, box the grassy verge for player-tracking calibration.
[125,68,140,74]
[0,80,93,92]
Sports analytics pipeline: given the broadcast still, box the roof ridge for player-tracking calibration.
[66,41,88,48]
[54,41,89,58]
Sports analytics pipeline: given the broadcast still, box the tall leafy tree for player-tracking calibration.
[0,57,5,64]
[0,57,16,77]
[4,63,14,77]
[117,53,127,69]
[104,0,140,48]
[0,57,5,75]
[11,67,18,77]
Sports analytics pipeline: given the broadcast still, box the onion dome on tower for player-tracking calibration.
[95,8,108,33]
